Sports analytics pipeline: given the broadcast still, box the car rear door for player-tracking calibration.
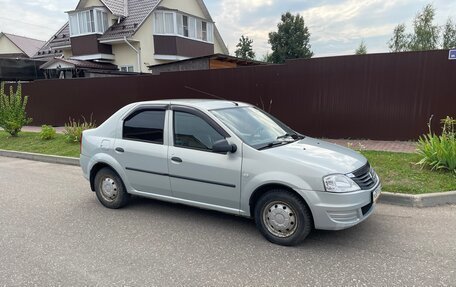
[113,105,172,196]
[167,106,242,212]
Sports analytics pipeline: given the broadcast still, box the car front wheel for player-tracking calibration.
[94,167,130,209]
[254,189,312,246]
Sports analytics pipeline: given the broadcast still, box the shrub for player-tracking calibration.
[0,82,33,136]
[39,125,56,140]
[417,116,456,174]
[64,116,96,143]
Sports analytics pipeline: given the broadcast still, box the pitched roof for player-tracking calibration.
[102,0,127,16]
[99,0,160,41]
[33,23,70,59]
[1,33,45,58]
[77,0,126,16]
[36,0,228,54]
[40,57,118,70]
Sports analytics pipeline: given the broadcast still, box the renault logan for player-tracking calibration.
[80,100,381,246]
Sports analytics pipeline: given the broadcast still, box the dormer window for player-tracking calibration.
[69,9,109,37]
[154,11,214,43]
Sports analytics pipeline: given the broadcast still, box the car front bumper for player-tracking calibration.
[296,183,381,230]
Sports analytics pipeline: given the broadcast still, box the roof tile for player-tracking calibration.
[2,33,45,58]
[101,0,126,16]
[100,0,160,40]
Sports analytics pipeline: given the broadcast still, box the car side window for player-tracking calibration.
[123,109,165,144]
[174,111,225,151]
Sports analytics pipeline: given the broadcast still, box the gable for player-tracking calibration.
[0,34,23,55]
[158,0,206,18]
[0,33,45,57]
[77,0,126,16]
[140,0,228,54]
[77,0,105,9]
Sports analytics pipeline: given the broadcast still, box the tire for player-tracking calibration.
[94,167,130,209]
[254,189,312,246]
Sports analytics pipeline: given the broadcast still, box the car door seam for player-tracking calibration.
[125,167,236,188]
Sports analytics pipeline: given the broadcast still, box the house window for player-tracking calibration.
[154,11,175,34]
[120,66,134,72]
[69,9,109,36]
[154,11,214,43]
[182,16,189,37]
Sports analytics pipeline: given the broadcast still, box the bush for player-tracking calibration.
[39,125,56,140]
[0,82,32,136]
[64,116,96,143]
[417,116,456,174]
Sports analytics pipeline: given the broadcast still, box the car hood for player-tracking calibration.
[263,137,367,175]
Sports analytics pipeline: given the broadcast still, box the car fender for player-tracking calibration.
[240,171,314,216]
[87,152,130,190]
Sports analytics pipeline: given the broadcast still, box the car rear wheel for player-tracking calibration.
[94,167,130,209]
[254,189,312,246]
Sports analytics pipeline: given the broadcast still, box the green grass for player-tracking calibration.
[0,131,79,157]
[362,151,456,194]
[1,131,455,194]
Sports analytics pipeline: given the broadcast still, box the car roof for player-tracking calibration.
[135,99,251,111]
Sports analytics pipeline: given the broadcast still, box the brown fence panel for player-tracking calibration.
[19,50,456,140]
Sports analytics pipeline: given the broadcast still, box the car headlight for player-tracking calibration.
[323,174,361,193]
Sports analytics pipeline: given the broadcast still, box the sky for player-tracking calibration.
[0,0,455,58]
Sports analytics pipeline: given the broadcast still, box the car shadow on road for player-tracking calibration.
[122,195,377,248]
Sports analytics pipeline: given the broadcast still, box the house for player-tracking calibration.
[39,58,121,79]
[148,53,266,75]
[0,32,45,58]
[34,0,228,74]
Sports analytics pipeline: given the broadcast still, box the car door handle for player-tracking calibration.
[115,147,125,153]
[171,157,183,163]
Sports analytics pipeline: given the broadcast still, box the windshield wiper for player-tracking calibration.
[257,140,292,151]
[276,132,304,141]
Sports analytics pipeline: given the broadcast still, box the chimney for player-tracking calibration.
[124,0,129,17]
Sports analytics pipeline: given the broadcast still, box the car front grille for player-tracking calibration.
[348,163,377,190]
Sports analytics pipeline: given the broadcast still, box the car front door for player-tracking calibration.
[114,106,171,196]
[167,106,242,212]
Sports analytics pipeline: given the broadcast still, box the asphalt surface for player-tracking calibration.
[0,156,455,286]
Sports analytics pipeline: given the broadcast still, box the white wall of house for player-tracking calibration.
[160,0,206,18]
[159,0,226,54]
[214,36,226,54]
[112,43,140,72]
[0,35,23,55]
[133,15,157,72]
[85,0,103,7]
[63,0,226,72]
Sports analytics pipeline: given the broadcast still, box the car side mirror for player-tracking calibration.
[212,139,237,154]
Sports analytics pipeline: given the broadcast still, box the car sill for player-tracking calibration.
[128,189,242,215]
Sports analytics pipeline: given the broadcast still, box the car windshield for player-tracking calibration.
[211,106,302,149]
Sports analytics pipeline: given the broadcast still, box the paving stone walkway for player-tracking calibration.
[326,139,416,153]
[14,127,417,154]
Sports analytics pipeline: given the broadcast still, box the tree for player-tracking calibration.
[355,40,367,55]
[0,83,32,136]
[442,18,456,49]
[259,52,273,63]
[408,4,440,51]
[388,24,409,52]
[235,35,256,60]
[268,12,313,63]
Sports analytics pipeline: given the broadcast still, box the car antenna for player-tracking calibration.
[184,86,239,106]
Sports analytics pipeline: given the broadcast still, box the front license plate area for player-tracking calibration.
[372,186,381,203]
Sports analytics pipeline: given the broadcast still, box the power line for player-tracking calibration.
[0,15,65,31]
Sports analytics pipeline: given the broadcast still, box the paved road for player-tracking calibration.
[0,156,455,286]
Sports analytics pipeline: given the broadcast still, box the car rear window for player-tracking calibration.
[123,110,165,144]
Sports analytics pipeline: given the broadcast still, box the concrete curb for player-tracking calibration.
[379,191,456,208]
[0,150,79,166]
[0,150,455,207]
